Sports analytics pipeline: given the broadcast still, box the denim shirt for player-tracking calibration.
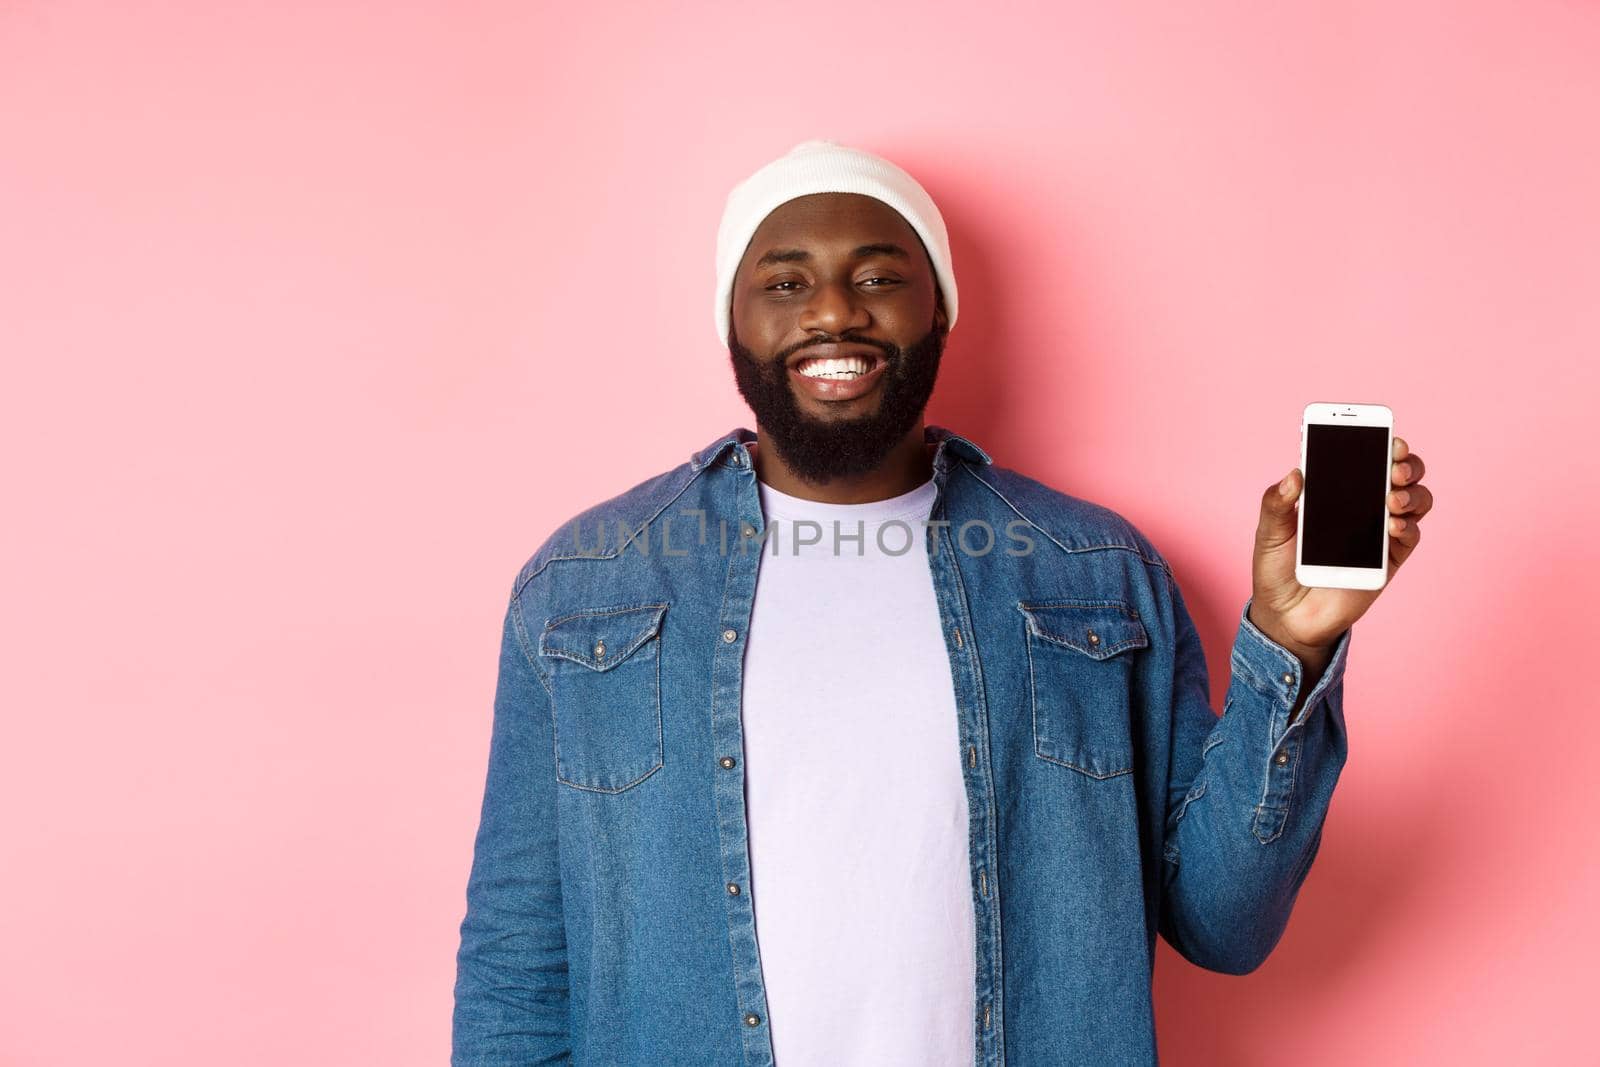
[452,424,1353,1066]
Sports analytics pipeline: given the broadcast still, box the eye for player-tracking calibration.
[766,277,901,293]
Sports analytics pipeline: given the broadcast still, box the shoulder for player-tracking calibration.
[509,455,709,597]
[958,460,1173,578]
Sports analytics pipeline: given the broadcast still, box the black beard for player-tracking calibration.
[727,320,946,485]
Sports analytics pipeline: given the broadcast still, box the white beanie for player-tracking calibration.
[713,138,959,347]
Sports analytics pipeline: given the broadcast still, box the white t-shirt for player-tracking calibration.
[740,464,977,1066]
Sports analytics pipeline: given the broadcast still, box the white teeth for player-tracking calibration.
[798,356,872,379]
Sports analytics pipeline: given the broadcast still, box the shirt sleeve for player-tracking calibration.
[452,589,573,1064]
[1156,570,1353,975]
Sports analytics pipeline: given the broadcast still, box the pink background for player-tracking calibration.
[3,2,1597,1064]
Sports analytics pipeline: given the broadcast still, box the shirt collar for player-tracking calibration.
[688,424,993,474]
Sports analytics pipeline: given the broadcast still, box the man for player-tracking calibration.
[452,139,1432,1065]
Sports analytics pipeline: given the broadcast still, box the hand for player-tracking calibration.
[1249,436,1432,661]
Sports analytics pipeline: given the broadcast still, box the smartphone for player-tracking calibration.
[1295,402,1395,590]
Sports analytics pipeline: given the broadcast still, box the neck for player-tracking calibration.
[750,422,934,504]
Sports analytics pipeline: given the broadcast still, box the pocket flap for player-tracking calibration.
[1018,600,1148,659]
[539,602,668,671]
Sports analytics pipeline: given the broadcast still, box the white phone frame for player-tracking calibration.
[1295,401,1394,590]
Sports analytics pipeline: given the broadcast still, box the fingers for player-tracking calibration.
[1392,441,1425,486]
[1387,511,1421,574]
[1387,482,1434,520]
[1385,437,1427,579]
[1389,439,1431,528]
[1387,513,1423,544]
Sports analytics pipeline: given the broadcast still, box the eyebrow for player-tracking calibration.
[752,242,913,270]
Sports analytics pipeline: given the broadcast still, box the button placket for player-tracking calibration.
[710,465,776,1064]
[923,485,1003,1062]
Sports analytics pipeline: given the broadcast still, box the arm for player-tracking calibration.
[452,591,572,1064]
[1156,575,1353,975]
[1156,438,1428,974]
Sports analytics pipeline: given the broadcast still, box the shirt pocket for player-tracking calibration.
[1018,599,1148,780]
[537,602,668,794]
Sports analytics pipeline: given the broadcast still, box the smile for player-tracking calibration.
[787,351,889,402]
[795,354,881,380]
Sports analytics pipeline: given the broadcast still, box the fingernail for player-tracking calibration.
[1279,472,1294,496]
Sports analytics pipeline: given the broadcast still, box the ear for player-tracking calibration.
[933,289,950,334]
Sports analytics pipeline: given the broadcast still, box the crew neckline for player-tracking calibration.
[757,474,937,523]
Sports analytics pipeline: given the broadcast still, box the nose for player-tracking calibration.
[798,278,870,335]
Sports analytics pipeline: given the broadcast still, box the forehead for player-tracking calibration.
[739,192,921,269]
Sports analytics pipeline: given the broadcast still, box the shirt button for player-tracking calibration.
[719,756,736,769]
[593,640,606,659]
[744,1013,761,1027]
[722,628,738,643]
[1086,630,1100,646]
[1281,671,1294,685]
[741,522,756,537]
[726,882,740,895]
[1275,751,1289,765]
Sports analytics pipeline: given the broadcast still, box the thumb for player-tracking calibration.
[1256,468,1301,552]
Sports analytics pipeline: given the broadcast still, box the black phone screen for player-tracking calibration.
[1303,423,1389,568]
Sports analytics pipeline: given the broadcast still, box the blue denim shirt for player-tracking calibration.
[452,424,1353,1066]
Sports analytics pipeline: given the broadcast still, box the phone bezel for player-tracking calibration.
[1295,401,1394,591]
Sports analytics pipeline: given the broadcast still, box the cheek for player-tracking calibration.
[734,311,787,354]
[885,290,939,330]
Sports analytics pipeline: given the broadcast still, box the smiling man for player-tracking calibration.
[451,139,1433,1066]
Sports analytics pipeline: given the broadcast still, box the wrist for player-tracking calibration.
[1248,601,1334,671]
